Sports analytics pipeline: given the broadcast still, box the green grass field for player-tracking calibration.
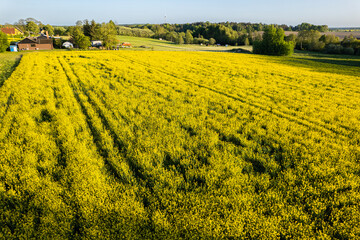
[0,52,22,87]
[117,35,250,52]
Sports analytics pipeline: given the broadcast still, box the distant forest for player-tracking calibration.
[3,18,359,55]
[116,22,329,46]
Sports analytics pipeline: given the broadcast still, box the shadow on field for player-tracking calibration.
[265,52,360,77]
[297,57,360,68]
[0,55,22,88]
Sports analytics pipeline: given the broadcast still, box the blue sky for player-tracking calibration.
[1,0,359,27]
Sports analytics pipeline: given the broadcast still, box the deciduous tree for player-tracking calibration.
[26,21,39,34]
[253,25,294,56]
[209,38,216,45]
[185,30,194,44]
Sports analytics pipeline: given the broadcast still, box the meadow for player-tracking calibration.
[0,52,22,87]
[116,35,251,52]
[0,50,360,239]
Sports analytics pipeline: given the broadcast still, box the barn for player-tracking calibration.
[18,35,53,51]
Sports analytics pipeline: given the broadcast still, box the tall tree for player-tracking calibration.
[297,30,324,51]
[70,26,91,49]
[26,21,39,34]
[100,21,118,49]
[185,30,193,44]
[253,25,294,56]
[14,19,26,32]
[43,24,54,36]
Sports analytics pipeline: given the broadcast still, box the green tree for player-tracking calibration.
[71,26,91,49]
[166,31,178,42]
[285,33,297,42]
[0,31,9,52]
[176,35,184,44]
[297,30,324,51]
[93,21,118,49]
[83,20,98,40]
[209,38,216,45]
[76,20,83,27]
[43,24,54,36]
[253,25,294,56]
[54,27,66,36]
[319,34,339,45]
[185,30,194,44]
[26,21,39,34]
[14,18,27,33]
[244,38,250,46]
[341,35,359,48]
[77,35,91,49]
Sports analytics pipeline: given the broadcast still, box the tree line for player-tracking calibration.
[3,18,359,55]
[254,26,360,56]
[118,22,329,46]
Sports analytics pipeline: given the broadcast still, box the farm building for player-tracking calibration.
[17,35,53,51]
[62,41,73,48]
[1,27,23,35]
[9,42,18,52]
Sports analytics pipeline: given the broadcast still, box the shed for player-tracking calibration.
[10,44,18,52]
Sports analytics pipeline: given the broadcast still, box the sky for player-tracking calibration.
[0,0,359,27]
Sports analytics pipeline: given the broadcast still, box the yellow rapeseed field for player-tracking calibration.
[0,51,359,239]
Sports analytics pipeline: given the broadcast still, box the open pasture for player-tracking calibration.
[0,51,360,239]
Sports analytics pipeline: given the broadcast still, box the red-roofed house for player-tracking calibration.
[1,27,23,35]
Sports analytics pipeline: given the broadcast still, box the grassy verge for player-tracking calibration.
[0,52,23,87]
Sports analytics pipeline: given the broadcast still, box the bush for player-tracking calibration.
[194,38,209,45]
[324,44,343,54]
[209,38,216,45]
[342,47,355,55]
[53,38,63,49]
[253,25,294,56]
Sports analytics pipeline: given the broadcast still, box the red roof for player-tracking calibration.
[1,27,16,35]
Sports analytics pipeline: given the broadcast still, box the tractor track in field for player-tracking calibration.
[73,59,298,153]
[127,53,360,131]
[58,56,168,234]
[118,53,357,136]
[120,53,360,106]
[57,57,134,185]
[111,53,353,141]
[73,54,347,154]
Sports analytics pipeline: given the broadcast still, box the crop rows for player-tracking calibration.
[1,51,359,239]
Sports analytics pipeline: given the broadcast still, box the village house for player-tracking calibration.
[17,33,53,51]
